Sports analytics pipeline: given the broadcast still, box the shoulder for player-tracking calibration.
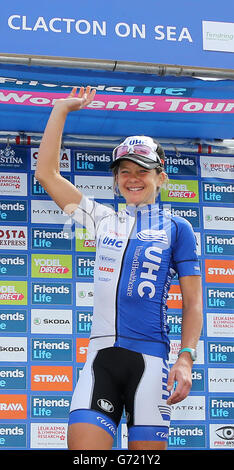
[160,209,195,243]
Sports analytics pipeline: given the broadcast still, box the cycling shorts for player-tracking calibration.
[69,347,171,442]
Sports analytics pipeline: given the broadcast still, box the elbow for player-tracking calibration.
[34,170,47,185]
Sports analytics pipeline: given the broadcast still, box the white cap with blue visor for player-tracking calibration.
[111,136,164,170]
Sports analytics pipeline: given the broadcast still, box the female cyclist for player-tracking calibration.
[35,86,203,451]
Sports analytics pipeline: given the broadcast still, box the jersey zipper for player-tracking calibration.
[115,210,137,344]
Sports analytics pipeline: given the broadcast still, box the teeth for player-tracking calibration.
[128,188,143,191]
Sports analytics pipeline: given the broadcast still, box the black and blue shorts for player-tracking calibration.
[69,347,171,443]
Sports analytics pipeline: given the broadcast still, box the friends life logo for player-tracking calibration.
[204,234,234,256]
[202,181,234,203]
[31,338,72,362]
[30,395,71,419]
[0,255,28,277]
[31,282,72,305]
[31,227,72,250]
[0,200,27,222]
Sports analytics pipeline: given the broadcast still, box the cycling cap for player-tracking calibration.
[111,136,165,170]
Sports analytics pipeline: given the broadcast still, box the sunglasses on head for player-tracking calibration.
[112,143,164,166]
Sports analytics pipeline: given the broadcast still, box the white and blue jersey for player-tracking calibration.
[73,195,200,360]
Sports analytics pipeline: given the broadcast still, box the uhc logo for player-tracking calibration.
[101,236,123,249]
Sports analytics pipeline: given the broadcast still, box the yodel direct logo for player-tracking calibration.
[160,180,199,203]
[31,254,72,278]
[0,281,27,305]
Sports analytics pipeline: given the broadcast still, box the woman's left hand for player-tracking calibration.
[166,356,192,405]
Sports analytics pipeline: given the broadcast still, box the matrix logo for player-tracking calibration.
[0,281,27,305]
[31,200,71,224]
[74,175,114,199]
[171,396,205,421]
[31,254,72,278]
[161,180,199,203]
[208,368,234,392]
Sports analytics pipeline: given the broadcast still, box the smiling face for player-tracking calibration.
[116,160,166,205]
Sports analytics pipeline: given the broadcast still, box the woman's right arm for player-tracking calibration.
[35,86,96,214]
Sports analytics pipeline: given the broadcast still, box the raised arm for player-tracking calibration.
[35,86,96,214]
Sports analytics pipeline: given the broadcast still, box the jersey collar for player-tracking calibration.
[125,203,159,216]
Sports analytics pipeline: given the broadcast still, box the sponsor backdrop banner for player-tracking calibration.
[0,144,234,450]
[1,1,234,70]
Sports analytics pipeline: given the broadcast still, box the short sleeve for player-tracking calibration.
[172,218,201,278]
[71,194,114,239]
